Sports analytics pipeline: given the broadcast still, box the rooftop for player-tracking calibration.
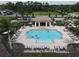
[32,16,52,22]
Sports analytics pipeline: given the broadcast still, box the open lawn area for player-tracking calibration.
[33,12,60,16]
[0,16,15,19]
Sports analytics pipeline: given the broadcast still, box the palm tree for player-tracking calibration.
[0,17,13,49]
[15,2,25,18]
[32,13,35,18]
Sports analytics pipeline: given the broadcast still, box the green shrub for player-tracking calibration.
[55,21,64,26]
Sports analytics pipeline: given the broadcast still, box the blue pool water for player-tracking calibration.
[26,29,62,42]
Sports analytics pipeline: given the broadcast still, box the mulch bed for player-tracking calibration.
[0,43,10,57]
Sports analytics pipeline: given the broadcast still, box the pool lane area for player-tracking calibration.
[26,29,62,42]
[15,26,73,53]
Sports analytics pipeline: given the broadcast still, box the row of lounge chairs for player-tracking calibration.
[25,46,67,53]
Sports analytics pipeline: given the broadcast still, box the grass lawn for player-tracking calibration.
[21,52,69,57]
[55,21,64,26]
[33,11,60,16]
[0,16,14,17]
[0,16,15,19]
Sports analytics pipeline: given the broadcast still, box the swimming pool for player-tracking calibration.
[26,29,62,42]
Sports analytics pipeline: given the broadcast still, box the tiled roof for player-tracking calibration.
[32,16,52,22]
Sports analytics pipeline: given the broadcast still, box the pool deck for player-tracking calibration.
[14,26,73,52]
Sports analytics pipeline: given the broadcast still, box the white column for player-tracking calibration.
[49,22,51,27]
[46,22,47,27]
[35,22,36,27]
[39,22,40,27]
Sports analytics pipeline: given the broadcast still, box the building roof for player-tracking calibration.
[32,16,52,22]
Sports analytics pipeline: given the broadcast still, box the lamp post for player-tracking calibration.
[2,30,15,56]
[8,30,13,49]
[3,30,13,49]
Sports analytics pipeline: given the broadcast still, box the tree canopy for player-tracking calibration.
[0,1,79,15]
